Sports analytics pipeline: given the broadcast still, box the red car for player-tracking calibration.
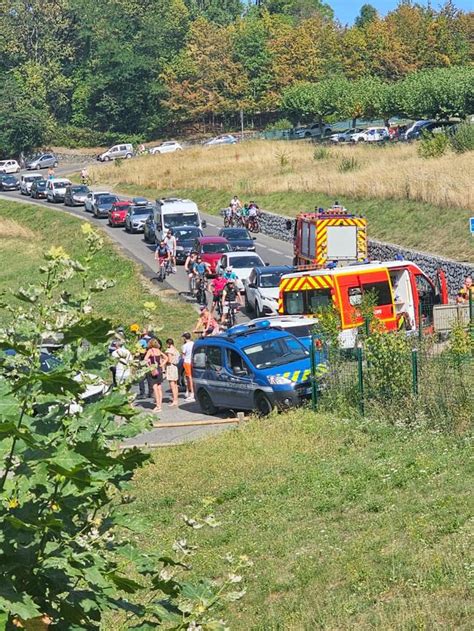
[108,200,131,227]
[193,236,231,275]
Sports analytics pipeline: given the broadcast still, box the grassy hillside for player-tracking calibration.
[0,201,196,337]
[91,141,474,263]
[127,410,472,629]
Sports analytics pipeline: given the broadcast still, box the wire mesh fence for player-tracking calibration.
[312,321,473,432]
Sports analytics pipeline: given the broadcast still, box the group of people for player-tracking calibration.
[184,251,244,325]
[109,329,196,414]
[224,195,259,226]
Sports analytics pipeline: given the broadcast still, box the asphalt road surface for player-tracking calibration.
[0,164,295,320]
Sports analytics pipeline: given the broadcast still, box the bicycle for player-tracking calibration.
[195,275,208,306]
[157,257,172,282]
[224,301,240,328]
[247,216,260,233]
[223,214,234,228]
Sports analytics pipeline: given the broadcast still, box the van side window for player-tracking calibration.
[361,281,392,306]
[226,349,248,376]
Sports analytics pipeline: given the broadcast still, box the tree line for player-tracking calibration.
[0,0,472,154]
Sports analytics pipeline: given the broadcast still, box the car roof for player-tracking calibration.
[253,265,292,275]
[198,236,229,244]
[249,315,315,327]
[219,227,250,234]
[113,200,131,206]
[226,250,261,258]
[195,326,290,351]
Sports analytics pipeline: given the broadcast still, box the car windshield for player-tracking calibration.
[53,181,69,189]
[222,229,250,240]
[72,186,88,193]
[175,228,200,240]
[231,256,262,268]
[98,196,117,204]
[35,181,46,188]
[260,273,284,288]
[164,212,199,228]
[132,207,152,215]
[202,243,230,254]
[284,288,332,315]
[243,336,307,369]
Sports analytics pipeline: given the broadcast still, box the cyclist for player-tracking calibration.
[240,203,250,226]
[230,195,242,213]
[193,306,220,337]
[221,279,243,325]
[222,265,238,282]
[164,229,177,273]
[185,251,198,293]
[209,274,227,317]
[223,205,234,226]
[155,240,170,277]
[81,167,89,185]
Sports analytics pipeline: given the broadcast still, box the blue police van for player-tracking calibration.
[192,322,314,416]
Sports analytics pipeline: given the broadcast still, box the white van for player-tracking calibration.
[46,178,72,203]
[97,144,134,162]
[154,198,206,241]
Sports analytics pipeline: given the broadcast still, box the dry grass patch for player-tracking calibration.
[92,140,473,210]
[0,218,35,239]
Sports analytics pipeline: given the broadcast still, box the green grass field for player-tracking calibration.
[126,410,472,629]
[103,183,473,263]
[0,200,196,338]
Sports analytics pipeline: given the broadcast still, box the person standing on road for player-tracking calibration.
[144,338,166,412]
[47,167,55,180]
[165,339,180,407]
[81,167,89,184]
[164,229,177,273]
[181,332,195,402]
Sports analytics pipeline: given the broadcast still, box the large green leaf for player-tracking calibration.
[108,573,143,594]
[62,318,113,345]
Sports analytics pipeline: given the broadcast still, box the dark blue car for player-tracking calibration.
[218,227,256,251]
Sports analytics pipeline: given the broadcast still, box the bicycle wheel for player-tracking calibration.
[158,265,165,282]
[224,216,231,228]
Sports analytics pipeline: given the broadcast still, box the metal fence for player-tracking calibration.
[309,305,474,430]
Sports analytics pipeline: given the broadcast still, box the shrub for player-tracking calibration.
[338,156,360,172]
[265,118,293,131]
[449,122,474,153]
[313,146,330,161]
[417,130,449,158]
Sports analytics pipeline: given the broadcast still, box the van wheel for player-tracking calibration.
[254,392,273,416]
[104,156,110,162]
[125,153,132,159]
[197,389,217,415]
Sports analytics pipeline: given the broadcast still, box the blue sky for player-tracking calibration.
[329,1,473,25]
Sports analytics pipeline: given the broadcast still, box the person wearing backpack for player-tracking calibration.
[144,338,167,412]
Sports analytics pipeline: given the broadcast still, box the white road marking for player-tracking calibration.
[258,243,269,249]
[284,255,292,259]
[268,248,281,253]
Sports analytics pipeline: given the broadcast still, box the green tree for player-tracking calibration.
[355,3,378,28]
[184,0,243,24]
[393,66,474,120]
[281,77,349,129]
[260,0,334,20]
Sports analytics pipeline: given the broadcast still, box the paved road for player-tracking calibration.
[1,164,295,444]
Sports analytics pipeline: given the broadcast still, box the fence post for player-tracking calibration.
[357,344,364,416]
[310,333,318,411]
[411,349,419,395]
[469,289,474,347]
[418,301,423,342]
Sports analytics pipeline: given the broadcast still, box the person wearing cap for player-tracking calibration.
[222,266,237,281]
[164,229,177,272]
[193,306,220,337]
[181,332,195,402]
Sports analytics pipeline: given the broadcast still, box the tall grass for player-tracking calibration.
[92,140,473,211]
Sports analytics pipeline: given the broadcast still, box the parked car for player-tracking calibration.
[20,173,44,195]
[84,191,111,213]
[125,204,153,233]
[108,200,132,227]
[216,251,266,292]
[330,128,364,143]
[149,141,183,154]
[26,153,58,170]
[193,236,231,275]
[30,179,47,199]
[191,321,311,416]
[0,159,21,173]
[218,227,256,252]
[244,266,292,317]
[404,120,452,141]
[64,184,90,206]
[97,144,133,161]
[174,226,204,263]
[350,127,389,142]
[229,315,319,352]
[92,194,119,218]
[131,196,150,206]
[0,174,20,191]
[46,178,72,203]
[204,134,237,146]
[294,123,332,139]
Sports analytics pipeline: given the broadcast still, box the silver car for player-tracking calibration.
[26,153,58,170]
[20,173,44,195]
[97,144,134,162]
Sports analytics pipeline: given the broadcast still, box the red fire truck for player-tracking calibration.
[278,260,448,344]
[288,204,368,267]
